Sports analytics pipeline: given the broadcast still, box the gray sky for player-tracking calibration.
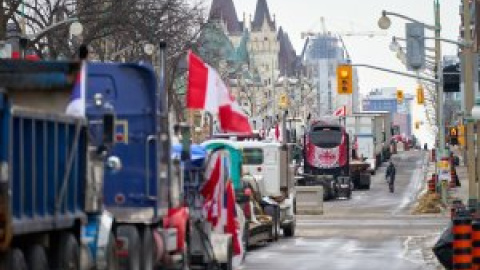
[206,0,460,144]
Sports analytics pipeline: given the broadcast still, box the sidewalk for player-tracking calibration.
[419,149,469,213]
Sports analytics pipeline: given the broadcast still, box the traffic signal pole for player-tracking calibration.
[462,0,478,206]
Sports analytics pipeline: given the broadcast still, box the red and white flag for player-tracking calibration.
[224,180,243,256]
[333,105,347,117]
[187,51,252,134]
[200,151,245,260]
[201,152,225,227]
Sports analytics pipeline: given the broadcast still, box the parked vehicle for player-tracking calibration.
[356,111,393,161]
[85,48,234,269]
[301,120,352,200]
[202,140,274,247]
[345,114,383,172]
[232,140,296,238]
[172,143,238,269]
[0,60,117,269]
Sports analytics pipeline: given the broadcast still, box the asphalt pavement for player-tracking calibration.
[242,149,448,270]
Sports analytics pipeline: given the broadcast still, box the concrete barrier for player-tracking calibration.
[295,186,324,215]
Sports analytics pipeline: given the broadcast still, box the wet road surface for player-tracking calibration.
[243,150,448,270]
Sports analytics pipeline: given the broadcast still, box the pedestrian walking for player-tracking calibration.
[385,161,396,193]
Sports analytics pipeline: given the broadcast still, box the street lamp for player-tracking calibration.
[378,10,437,31]
[378,11,392,30]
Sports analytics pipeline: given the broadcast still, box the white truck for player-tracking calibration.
[345,114,384,172]
[355,111,393,162]
[234,141,297,238]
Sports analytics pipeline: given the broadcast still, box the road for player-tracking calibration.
[242,150,449,270]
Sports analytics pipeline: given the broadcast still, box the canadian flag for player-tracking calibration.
[187,51,252,134]
[333,105,347,116]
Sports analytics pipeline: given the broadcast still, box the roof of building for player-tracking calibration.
[277,27,297,76]
[251,0,276,31]
[209,0,243,34]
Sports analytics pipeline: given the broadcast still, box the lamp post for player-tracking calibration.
[461,0,477,207]
[378,7,445,177]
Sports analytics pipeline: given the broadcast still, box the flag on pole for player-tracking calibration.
[333,105,347,117]
[66,62,87,117]
[187,51,252,134]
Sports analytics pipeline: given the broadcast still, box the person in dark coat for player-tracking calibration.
[386,162,396,192]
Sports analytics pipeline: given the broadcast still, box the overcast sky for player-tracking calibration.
[205,0,461,144]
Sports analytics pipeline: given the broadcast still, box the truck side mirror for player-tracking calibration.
[103,112,115,148]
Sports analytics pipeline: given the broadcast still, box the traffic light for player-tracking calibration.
[336,64,353,95]
[416,85,424,105]
[396,89,404,104]
[458,125,465,146]
[406,22,426,71]
[279,94,288,108]
[415,121,420,129]
[449,127,458,146]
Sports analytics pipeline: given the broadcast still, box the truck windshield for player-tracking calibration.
[309,126,342,148]
[242,148,263,165]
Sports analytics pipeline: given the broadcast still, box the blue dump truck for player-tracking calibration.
[0,60,117,269]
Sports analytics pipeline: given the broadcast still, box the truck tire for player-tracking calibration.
[220,239,233,270]
[3,248,28,270]
[106,233,119,270]
[116,225,141,270]
[52,233,80,270]
[283,221,295,237]
[140,227,155,270]
[26,245,48,270]
[264,205,280,241]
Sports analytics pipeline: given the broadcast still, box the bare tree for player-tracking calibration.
[0,0,21,39]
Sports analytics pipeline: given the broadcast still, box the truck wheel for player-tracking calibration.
[140,227,155,270]
[116,225,141,270]
[26,245,48,270]
[264,205,280,241]
[52,233,80,270]
[3,248,28,270]
[220,239,233,270]
[283,221,295,237]
[106,233,119,270]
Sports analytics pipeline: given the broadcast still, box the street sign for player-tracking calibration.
[406,22,426,71]
[443,64,460,93]
[437,160,451,182]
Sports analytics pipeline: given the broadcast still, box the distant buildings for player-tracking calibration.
[203,0,298,130]
[303,34,360,118]
[362,87,414,137]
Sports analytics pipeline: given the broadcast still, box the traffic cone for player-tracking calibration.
[453,210,473,270]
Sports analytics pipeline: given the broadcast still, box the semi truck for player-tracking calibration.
[356,111,393,162]
[301,120,352,199]
[86,45,233,269]
[0,59,118,269]
[345,114,383,172]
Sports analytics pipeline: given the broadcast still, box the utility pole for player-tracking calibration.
[462,0,477,207]
[434,0,445,159]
